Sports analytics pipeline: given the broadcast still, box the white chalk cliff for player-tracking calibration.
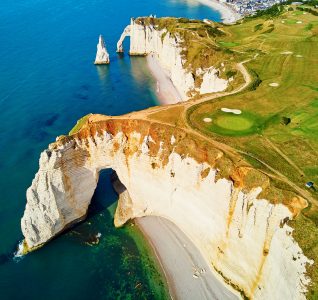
[116,18,228,100]
[94,35,110,65]
[21,116,312,300]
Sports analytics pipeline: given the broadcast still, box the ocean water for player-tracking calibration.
[0,0,220,299]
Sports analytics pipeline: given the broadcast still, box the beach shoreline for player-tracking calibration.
[145,1,241,107]
[135,216,238,300]
[135,3,242,297]
[196,0,241,24]
[146,54,182,105]
[112,176,238,299]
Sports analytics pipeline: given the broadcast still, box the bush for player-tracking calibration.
[247,69,262,91]
[254,23,263,31]
[226,70,237,79]
[297,6,318,16]
[262,27,275,34]
[249,4,284,19]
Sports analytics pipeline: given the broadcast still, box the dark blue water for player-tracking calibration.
[0,0,220,299]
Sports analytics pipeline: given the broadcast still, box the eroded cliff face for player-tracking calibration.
[116,18,228,100]
[21,115,312,299]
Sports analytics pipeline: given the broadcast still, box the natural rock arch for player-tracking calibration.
[116,25,131,53]
[21,115,311,299]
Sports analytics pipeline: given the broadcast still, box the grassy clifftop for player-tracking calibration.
[135,17,245,94]
[135,9,318,297]
[186,6,318,297]
[69,8,318,297]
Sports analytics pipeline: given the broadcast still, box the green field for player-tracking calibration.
[189,7,318,192]
[293,10,306,16]
[218,41,240,47]
[186,7,318,297]
[200,110,262,136]
[288,18,298,24]
[215,115,252,131]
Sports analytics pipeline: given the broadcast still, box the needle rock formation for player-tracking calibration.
[94,35,110,65]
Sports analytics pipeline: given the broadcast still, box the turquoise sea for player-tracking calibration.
[0,0,220,299]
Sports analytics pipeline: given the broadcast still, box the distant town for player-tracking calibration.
[224,0,287,16]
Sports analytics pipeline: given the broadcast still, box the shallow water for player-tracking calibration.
[0,0,220,298]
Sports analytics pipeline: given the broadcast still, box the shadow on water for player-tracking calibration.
[87,169,118,217]
[117,52,125,59]
[5,169,120,262]
[65,169,119,246]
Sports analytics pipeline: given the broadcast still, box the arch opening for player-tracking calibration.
[116,25,131,53]
[87,169,120,218]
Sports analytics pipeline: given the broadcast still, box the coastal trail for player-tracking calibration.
[109,55,317,208]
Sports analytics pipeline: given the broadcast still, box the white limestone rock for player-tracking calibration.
[197,67,228,94]
[21,123,312,299]
[116,25,131,53]
[94,35,110,65]
[116,18,228,100]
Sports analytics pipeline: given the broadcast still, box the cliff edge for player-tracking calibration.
[116,17,240,100]
[21,114,312,299]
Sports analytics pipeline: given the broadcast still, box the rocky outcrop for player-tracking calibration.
[116,18,228,100]
[21,115,312,299]
[94,35,110,64]
[116,25,131,53]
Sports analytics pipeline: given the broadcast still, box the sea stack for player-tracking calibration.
[94,35,110,65]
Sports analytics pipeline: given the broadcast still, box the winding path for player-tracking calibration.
[106,56,316,207]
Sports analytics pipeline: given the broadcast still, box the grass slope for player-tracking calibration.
[69,114,91,135]
[187,7,318,297]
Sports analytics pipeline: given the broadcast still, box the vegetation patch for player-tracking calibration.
[202,110,262,136]
[285,19,299,24]
[218,41,240,47]
[135,17,242,95]
[293,10,306,16]
[305,23,314,31]
[69,114,91,135]
[254,23,263,31]
[185,10,318,293]
[305,85,318,92]
[248,3,285,18]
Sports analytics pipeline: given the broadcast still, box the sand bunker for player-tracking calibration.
[269,83,279,87]
[281,51,293,55]
[203,117,212,123]
[296,21,303,24]
[296,55,303,58]
[221,108,242,115]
